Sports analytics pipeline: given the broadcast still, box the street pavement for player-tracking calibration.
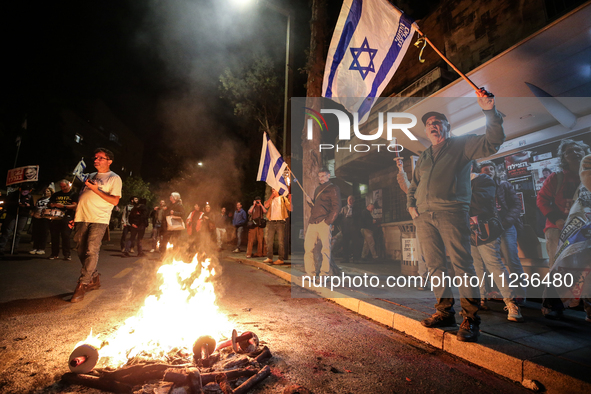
[226,251,591,394]
[0,231,535,393]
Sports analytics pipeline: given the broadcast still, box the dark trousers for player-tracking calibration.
[75,222,108,284]
[32,218,49,250]
[414,210,480,321]
[120,225,131,250]
[50,219,72,257]
[125,226,146,254]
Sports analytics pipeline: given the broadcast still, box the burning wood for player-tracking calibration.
[63,254,277,393]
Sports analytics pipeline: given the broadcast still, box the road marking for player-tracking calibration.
[113,267,133,279]
[61,290,104,314]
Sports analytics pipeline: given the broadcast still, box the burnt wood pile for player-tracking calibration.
[61,331,274,394]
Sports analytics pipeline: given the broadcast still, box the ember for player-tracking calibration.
[64,252,274,393]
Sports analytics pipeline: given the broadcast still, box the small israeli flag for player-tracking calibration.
[322,0,416,124]
[257,133,288,196]
[73,158,88,182]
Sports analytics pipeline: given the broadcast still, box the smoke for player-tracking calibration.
[129,0,288,205]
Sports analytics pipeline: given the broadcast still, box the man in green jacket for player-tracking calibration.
[407,89,504,342]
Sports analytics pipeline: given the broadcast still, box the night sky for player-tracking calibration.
[0,0,437,202]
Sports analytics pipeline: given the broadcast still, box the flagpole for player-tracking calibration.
[413,24,482,94]
[286,167,314,206]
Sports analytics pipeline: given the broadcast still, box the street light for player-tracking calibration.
[233,0,293,158]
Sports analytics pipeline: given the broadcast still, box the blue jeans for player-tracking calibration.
[75,222,108,284]
[499,225,526,299]
[235,226,244,248]
[471,238,515,304]
[414,210,480,321]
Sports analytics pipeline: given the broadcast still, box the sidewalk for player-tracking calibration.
[225,251,591,394]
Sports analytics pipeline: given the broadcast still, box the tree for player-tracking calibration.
[219,56,284,145]
[121,175,156,208]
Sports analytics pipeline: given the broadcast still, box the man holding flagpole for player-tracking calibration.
[304,169,341,278]
[407,90,504,342]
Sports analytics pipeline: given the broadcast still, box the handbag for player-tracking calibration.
[470,215,504,246]
[166,215,186,231]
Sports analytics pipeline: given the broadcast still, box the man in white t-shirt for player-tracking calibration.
[71,148,122,303]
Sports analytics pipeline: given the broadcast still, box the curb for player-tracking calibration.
[227,255,591,393]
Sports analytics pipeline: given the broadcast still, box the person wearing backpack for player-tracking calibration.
[470,163,523,322]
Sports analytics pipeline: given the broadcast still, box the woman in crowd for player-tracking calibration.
[30,187,53,255]
[537,139,590,319]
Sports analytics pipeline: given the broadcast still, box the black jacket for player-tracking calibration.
[129,204,148,227]
[495,179,523,232]
[469,174,496,219]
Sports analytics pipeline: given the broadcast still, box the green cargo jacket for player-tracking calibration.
[407,108,505,213]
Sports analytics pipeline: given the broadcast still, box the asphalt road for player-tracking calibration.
[0,241,531,393]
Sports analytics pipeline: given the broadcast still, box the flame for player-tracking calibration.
[74,329,101,350]
[81,254,232,368]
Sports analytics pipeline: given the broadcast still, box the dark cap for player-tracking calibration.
[421,111,448,125]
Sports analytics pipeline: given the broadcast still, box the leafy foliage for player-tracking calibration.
[121,175,156,208]
[219,56,283,143]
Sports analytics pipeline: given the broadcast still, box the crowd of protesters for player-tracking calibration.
[1,91,589,327]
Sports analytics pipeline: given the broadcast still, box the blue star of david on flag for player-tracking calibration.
[349,37,377,80]
[322,0,417,124]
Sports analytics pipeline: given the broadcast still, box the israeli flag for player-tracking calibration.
[257,133,288,196]
[322,0,416,124]
[73,158,88,182]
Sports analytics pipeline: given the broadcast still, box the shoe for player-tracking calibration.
[233,248,240,253]
[150,249,155,253]
[71,282,88,303]
[246,254,252,258]
[121,248,126,253]
[421,313,457,328]
[273,259,285,265]
[488,291,502,301]
[87,274,101,291]
[417,279,431,291]
[263,258,273,264]
[36,250,45,255]
[541,307,564,320]
[123,251,130,257]
[457,318,480,342]
[29,249,38,254]
[137,252,146,257]
[64,256,71,261]
[48,255,59,260]
[479,300,490,311]
[505,302,524,322]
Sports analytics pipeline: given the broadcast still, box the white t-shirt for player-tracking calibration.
[75,171,122,224]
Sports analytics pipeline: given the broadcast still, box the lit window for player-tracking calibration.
[75,134,83,143]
